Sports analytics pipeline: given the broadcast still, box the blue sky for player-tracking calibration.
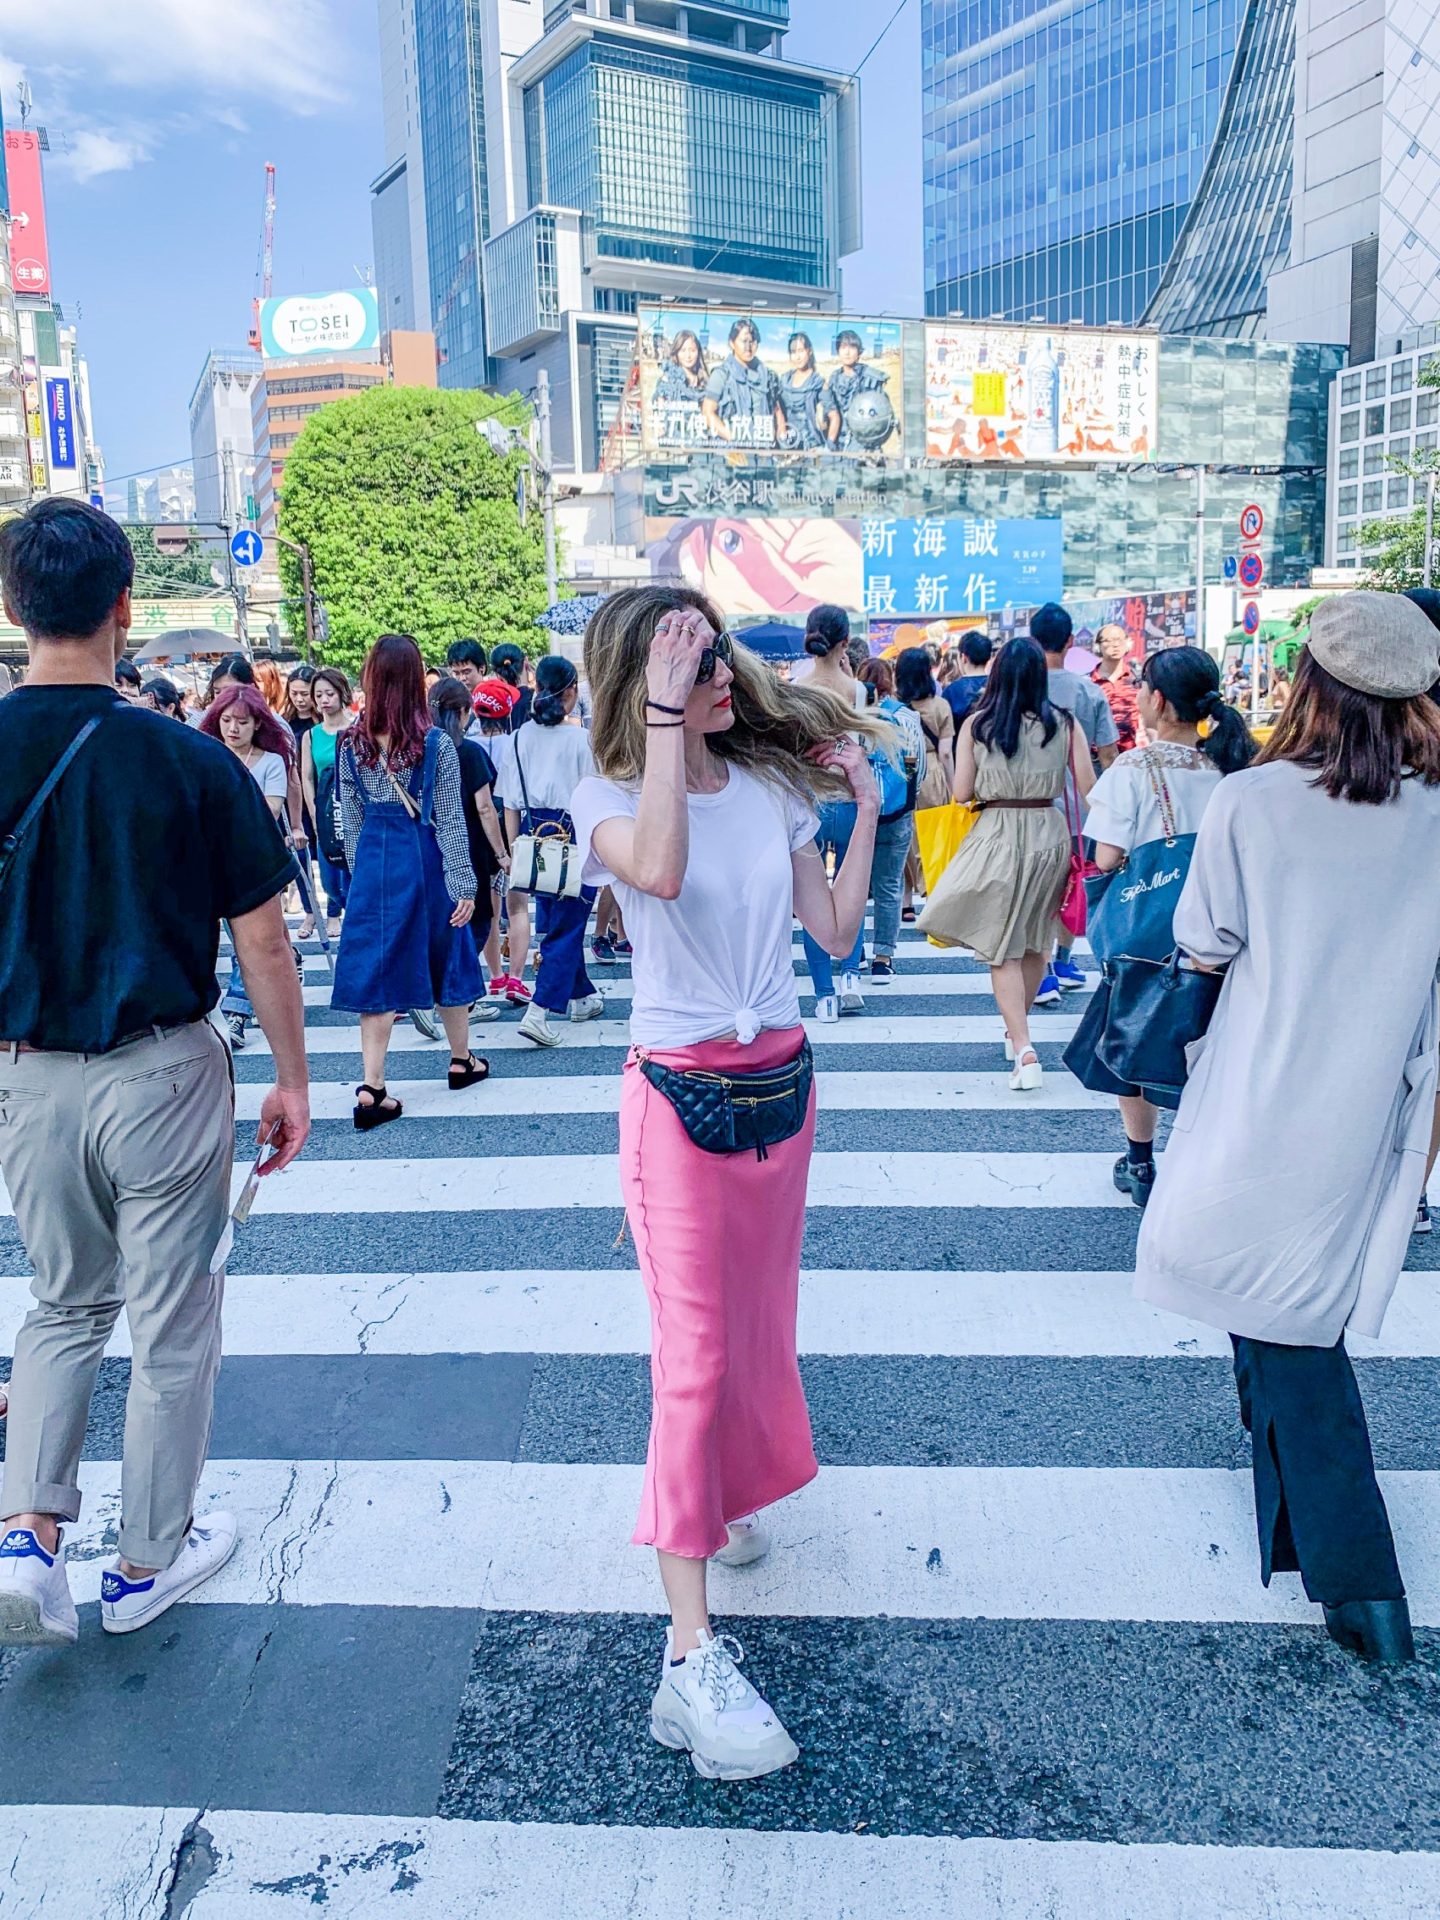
[2,0,921,484]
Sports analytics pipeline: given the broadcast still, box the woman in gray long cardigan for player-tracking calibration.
[1136,591,1440,1665]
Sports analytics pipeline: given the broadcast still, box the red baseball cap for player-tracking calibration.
[471,677,519,720]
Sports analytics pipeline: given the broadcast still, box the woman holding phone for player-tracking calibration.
[570,588,889,1783]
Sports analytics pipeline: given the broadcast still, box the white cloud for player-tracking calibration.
[4,0,351,118]
[61,126,157,183]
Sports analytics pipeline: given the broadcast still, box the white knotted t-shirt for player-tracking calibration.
[570,762,819,1047]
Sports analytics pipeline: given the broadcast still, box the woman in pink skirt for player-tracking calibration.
[571,587,885,1781]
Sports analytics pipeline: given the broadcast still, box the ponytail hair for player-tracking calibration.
[803,603,850,659]
[1142,646,1255,776]
[490,642,525,689]
[531,653,577,727]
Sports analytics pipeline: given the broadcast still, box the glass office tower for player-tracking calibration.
[413,0,491,389]
[923,0,1252,326]
[522,37,835,288]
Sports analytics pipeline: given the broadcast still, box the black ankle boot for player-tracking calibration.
[1323,1598,1416,1665]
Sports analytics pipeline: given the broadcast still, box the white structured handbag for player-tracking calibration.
[508,736,585,898]
[509,824,584,898]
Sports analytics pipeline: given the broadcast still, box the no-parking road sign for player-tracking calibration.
[1239,551,1264,590]
[1242,601,1261,635]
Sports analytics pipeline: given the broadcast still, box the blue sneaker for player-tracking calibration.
[590,935,616,966]
[1034,973,1063,1008]
[1052,955,1087,991]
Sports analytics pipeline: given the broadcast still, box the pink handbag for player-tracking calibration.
[1058,721,1097,939]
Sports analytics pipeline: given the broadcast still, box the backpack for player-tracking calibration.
[871,696,923,823]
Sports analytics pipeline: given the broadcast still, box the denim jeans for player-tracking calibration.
[869,811,913,958]
[802,800,866,999]
[528,806,598,1015]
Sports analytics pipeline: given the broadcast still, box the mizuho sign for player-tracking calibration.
[259,288,380,360]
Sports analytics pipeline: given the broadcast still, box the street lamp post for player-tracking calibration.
[272,532,317,661]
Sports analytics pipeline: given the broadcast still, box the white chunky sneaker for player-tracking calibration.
[0,1526,78,1647]
[839,971,865,1014]
[518,1004,563,1048]
[100,1511,238,1635]
[568,992,605,1024]
[813,995,840,1025]
[711,1515,771,1569]
[650,1627,799,1781]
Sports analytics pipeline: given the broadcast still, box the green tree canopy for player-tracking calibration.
[275,385,552,677]
[125,523,225,596]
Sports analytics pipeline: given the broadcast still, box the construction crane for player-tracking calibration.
[247,162,277,353]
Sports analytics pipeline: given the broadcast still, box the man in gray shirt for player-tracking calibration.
[1031,602,1119,1000]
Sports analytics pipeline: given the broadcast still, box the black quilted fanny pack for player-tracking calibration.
[637,1039,814,1161]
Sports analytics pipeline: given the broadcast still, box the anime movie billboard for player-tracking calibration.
[925,324,1158,463]
[638,309,905,458]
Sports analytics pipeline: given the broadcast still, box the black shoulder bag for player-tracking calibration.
[636,1040,814,1162]
[0,714,107,893]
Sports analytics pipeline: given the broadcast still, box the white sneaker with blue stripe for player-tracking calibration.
[0,1526,78,1646]
[100,1511,238,1635]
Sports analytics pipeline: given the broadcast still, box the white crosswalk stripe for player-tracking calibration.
[7,931,1435,1914]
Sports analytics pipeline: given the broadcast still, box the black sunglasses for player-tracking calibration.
[696,631,735,685]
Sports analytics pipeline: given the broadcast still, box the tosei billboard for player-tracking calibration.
[4,131,50,298]
[260,288,381,360]
[925,324,1157,463]
[637,309,904,458]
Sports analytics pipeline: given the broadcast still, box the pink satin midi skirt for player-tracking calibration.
[619,1025,819,1559]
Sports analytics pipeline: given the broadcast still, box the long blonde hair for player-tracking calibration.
[584,585,897,797]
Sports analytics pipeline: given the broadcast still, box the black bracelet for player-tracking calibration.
[646,719,686,729]
[645,699,686,716]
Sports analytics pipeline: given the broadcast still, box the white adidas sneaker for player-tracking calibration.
[813,995,840,1025]
[650,1627,799,1781]
[100,1511,238,1635]
[839,971,865,1014]
[0,1526,78,1647]
[711,1515,771,1569]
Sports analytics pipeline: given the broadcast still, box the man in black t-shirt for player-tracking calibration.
[0,499,310,1650]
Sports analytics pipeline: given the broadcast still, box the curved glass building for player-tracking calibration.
[922,0,1292,332]
[1143,0,1294,336]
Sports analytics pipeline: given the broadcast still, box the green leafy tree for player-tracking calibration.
[1357,355,1440,590]
[275,385,553,676]
[125,523,224,596]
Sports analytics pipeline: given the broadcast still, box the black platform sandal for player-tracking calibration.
[448,1054,491,1092]
[354,1083,403,1131]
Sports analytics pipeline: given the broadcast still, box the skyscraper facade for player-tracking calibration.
[383,0,859,466]
[187,349,264,533]
[372,0,433,337]
[923,0,1258,327]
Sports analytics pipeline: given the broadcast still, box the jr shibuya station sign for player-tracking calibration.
[260,288,381,360]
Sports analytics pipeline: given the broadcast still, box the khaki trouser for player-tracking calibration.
[0,1021,233,1569]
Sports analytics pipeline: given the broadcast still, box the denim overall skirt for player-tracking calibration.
[331,730,482,1014]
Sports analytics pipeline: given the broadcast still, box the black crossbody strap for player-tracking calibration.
[513,728,534,832]
[0,714,105,884]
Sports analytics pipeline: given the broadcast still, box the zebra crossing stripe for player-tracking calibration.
[5,1807,1436,1918]
[52,1457,1440,1624]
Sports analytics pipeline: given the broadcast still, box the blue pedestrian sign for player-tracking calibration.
[1222,555,1238,582]
[230,529,264,568]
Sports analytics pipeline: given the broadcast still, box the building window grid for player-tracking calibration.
[526,40,832,288]
[922,0,1250,322]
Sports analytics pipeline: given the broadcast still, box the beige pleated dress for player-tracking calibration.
[918,718,1072,965]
